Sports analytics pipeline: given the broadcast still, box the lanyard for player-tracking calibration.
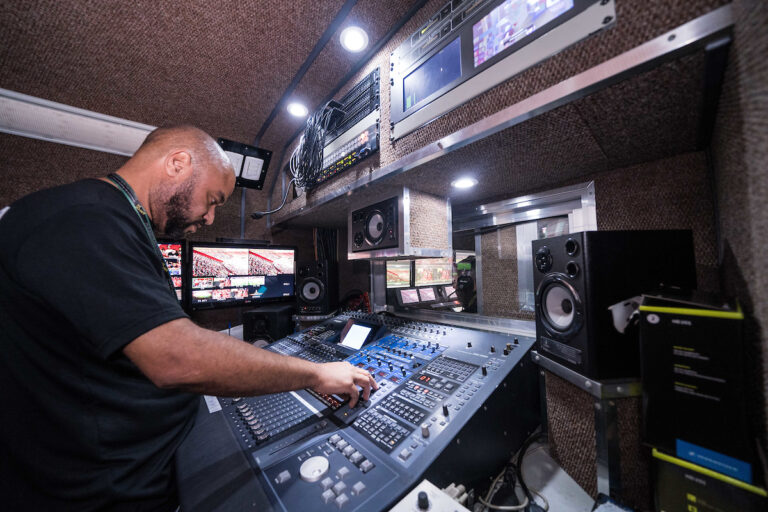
[105,173,178,299]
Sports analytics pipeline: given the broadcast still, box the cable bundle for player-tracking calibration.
[251,101,344,220]
[289,100,344,190]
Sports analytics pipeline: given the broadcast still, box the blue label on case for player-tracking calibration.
[676,439,752,483]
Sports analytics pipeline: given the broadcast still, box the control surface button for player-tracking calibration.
[335,493,350,509]
[337,466,351,479]
[342,445,355,457]
[349,451,364,464]
[320,476,334,490]
[322,489,336,504]
[351,481,366,496]
[359,460,375,473]
[399,448,412,461]
[332,481,347,496]
[336,440,349,450]
[329,434,341,445]
[274,470,291,484]
[299,455,330,483]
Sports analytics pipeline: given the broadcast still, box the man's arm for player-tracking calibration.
[123,318,376,406]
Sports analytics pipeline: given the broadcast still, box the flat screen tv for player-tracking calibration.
[189,242,295,309]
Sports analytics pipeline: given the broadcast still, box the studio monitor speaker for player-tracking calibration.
[297,260,338,315]
[533,230,696,379]
[242,303,295,343]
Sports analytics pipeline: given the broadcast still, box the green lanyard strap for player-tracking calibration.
[105,174,178,299]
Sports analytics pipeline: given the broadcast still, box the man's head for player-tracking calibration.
[130,125,236,237]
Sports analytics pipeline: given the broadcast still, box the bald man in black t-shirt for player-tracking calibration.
[0,125,376,510]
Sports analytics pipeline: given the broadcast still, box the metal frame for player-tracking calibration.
[347,187,453,260]
[272,4,734,227]
[385,306,536,337]
[453,181,596,232]
[531,350,641,498]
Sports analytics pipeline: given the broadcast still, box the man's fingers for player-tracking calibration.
[347,383,360,408]
[357,370,376,400]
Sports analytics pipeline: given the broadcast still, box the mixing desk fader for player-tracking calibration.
[216,312,540,511]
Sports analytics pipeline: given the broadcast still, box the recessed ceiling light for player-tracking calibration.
[340,26,369,53]
[451,177,478,189]
[287,102,308,117]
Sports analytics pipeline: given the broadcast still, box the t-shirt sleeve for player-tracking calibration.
[14,203,188,359]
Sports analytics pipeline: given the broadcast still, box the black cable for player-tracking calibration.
[515,430,546,503]
[250,178,295,219]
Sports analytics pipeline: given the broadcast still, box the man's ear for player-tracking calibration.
[165,150,192,178]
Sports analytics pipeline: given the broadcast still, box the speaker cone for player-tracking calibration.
[536,274,583,338]
[300,278,325,303]
[365,210,385,245]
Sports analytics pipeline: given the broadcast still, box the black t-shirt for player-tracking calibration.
[0,179,197,510]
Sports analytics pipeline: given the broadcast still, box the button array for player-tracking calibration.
[454,380,482,411]
[403,380,445,408]
[380,395,428,425]
[327,434,376,473]
[353,409,411,453]
[426,357,478,382]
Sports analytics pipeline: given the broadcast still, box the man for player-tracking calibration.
[0,125,376,510]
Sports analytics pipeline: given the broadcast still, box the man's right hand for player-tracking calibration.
[311,362,378,408]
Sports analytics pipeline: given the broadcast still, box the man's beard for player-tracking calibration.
[156,178,200,238]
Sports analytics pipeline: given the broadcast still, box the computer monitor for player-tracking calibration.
[158,240,184,303]
[386,260,412,288]
[189,242,295,309]
[414,257,453,286]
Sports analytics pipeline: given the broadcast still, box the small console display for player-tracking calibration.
[418,287,436,302]
[341,324,373,350]
[400,289,420,304]
[339,319,379,350]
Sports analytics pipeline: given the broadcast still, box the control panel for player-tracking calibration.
[216,312,540,511]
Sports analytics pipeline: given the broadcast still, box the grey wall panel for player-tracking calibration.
[711,0,768,447]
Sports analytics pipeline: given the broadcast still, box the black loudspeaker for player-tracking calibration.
[242,303,295,343]
[532,230,696,379]
[350,196,399,252]
[296,260,338,315]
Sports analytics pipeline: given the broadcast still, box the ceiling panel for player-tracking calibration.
[0,0,343,143]
[257,0,420,157]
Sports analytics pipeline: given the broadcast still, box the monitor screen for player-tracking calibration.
[158,242,183,302]
[340,324,373,350]
[444,285,456,298]
[190,244,295,308]
[400,289,420,304]
[418,287,436,301]
[403,36,462,112]
[473,0,574,67]
[386,260,412,288]
[415,257,453,286]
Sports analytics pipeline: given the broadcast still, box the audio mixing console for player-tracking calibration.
[215,312,540,511]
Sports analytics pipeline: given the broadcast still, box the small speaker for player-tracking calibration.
[296,260,338,315]
[350,196,399,252]
[242,303,295,343]
[533,230,696,379]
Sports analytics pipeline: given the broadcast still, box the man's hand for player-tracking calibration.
[311,362,378,408]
